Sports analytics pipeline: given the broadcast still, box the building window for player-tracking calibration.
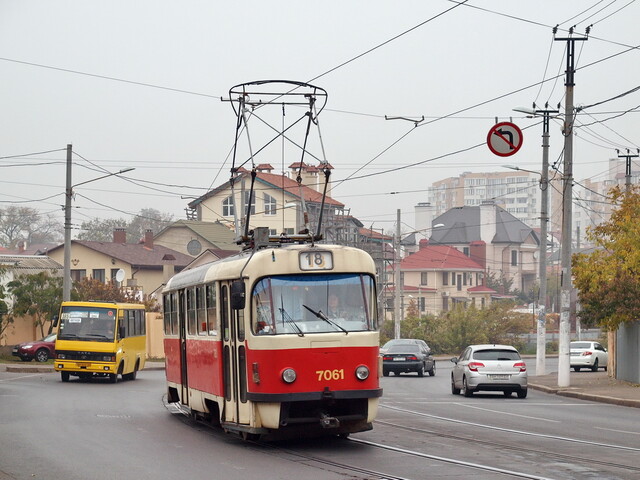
[420,272,428,285]
[511,250,518,266]
[451,272,456,285]
[243,191,255,215]
[419,297,425,312]
[442,271,449,286]
[222,196,234,217]
[70,270,86,282]
[463,246,469,256]
[92,269,105,283]
[264,193,277,215]
[111,269,120,283]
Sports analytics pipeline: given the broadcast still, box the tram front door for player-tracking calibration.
[221,281,251,426]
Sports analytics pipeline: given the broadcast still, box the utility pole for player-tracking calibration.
[63,144,73,302]
[555,27,587,387]
[394,209,401,339]
[512,104,558,376]
[617,148,639,193]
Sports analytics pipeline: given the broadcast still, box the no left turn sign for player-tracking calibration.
[487,122,523,157]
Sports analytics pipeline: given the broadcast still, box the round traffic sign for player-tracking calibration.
[487,122,523,157]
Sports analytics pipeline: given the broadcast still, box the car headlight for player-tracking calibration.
[355,365,369,381]
[57,353,66,359]
[23,344,33,349]
[281,368,297,384]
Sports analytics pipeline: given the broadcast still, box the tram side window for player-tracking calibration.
[171,293,178,335]
[206,283,217,336]
[221,285,229,342]
[163,294,172,334]
[196,285,206,335]
[187,288,196,335]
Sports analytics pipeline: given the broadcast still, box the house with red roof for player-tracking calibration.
[187,162,345,242]
[386,239,496,318]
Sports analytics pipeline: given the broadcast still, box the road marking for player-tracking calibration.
[457,403,559,423]
[594,426,640,436]
[0,374,41,382]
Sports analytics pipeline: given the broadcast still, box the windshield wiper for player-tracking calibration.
[302,304,348,334]
[278,307,304,337]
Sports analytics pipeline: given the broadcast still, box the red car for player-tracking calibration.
[12,333,56,362]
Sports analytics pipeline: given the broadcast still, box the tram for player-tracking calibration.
[162,228,382,440]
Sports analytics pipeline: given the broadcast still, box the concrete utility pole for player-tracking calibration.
[63,144,73,302]
[394,209,401,339]
[555,28,587,388]
[512,105,559,376]
[617,148,639,193]
[62,148,134,302]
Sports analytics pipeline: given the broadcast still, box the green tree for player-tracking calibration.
[7,271,62,337]
[573,185,640,330]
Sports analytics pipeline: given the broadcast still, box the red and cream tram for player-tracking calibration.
[162,232,382,440]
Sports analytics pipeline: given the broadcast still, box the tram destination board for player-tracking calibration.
[299,251,333,271]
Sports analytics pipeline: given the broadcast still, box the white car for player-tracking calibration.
[451,344,528,398]
[570,341,608,372]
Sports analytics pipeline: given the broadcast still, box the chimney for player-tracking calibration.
[470,240,486,270]
[18,240,25,253]
[479,201,497,244]
[144,230,154,249]
[113,228,127,244]
[419,238,430,250]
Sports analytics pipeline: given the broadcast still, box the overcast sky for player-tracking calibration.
[1,1,639,236]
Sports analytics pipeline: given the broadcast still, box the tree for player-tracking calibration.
[0,266,12,343]
[72,277,159,311]
[7,271,63,337]
[573,185,640,331]
[76,208,173,243]
[0,206,62,248]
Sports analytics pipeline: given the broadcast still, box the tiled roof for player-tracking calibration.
[156,220,239,250]
[46,241,194,268]
[400,245,484,271]
[189,170,343,208]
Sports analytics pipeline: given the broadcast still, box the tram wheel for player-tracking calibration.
[241,431,260,442]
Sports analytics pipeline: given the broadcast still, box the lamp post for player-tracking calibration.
[63,144,134,301]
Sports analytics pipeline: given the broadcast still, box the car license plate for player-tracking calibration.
[393,357,405,361]
[489,374,509,380]
[12,347,18,353]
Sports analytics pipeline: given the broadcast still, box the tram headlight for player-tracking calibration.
[355,365,369,381]
[281,368,297,384]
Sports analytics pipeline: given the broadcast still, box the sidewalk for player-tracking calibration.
[528,370,640,408]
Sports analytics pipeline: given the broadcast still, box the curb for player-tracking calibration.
[3,364,165,373]
[529,383,640,409]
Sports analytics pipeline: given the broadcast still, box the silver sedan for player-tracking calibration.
[451,344,528,398]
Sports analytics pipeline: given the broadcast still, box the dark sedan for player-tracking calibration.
[12,333,56,362]
[382,344,435,377]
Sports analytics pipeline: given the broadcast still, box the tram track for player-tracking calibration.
[377,405,640,475]
[163,395,561,479]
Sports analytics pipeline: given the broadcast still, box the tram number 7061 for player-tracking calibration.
[316,369,344,381]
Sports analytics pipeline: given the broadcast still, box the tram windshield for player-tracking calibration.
[252,273,377,335]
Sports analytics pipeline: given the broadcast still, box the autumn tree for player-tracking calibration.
[0,206,63,248]
[7,271,63,337]
[76,208,173,242]
[0,267,12,343]
[73,277,159,311]
[573,185,640,331]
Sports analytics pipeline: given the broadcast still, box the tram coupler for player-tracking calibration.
[319,413,340,429]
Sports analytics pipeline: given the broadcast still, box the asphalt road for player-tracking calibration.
[1,361,639,480]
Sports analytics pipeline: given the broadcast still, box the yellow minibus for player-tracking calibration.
[54,301,146,383]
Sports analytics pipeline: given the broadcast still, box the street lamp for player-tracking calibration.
[510,104,558,376]
[63,144,134,301]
